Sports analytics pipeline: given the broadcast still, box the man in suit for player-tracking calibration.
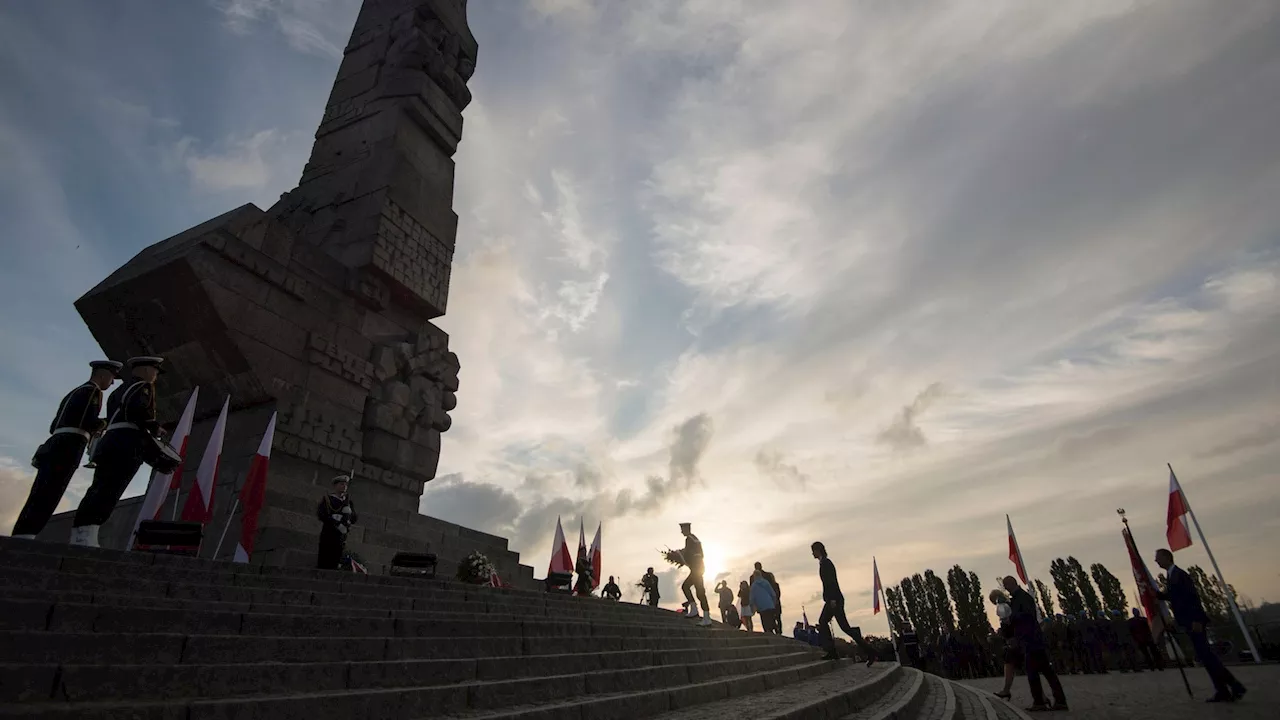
[1155,549,1247,703]
[1003,576,1068,712]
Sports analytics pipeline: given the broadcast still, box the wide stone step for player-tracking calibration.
[0,544,679,625]
[5,647,816,704]
[890,672,955,720]
[648,663,913,720]
[0,630,794,666]
[0,656,836,720]
[948,681,998,720]
[1,598,749,645]
[0,588,717,638]
[0,561,694,628]
[434,658,839,720]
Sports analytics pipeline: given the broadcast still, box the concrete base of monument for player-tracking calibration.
[37,494,537,590]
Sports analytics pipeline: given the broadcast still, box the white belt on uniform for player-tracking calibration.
[105,422,140,432]
[51,427,91,441]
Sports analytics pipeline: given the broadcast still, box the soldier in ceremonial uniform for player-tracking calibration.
[677,522,712,626]
[70,357,165,547]
[316,474,357,570]
[10,361,123,539]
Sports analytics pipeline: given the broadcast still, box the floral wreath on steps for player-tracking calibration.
[457,551,497,585]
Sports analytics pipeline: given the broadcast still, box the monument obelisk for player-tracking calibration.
[65,0,532,585]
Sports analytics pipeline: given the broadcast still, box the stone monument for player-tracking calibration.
[58,0,533,585]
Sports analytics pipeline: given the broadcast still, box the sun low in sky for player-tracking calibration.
[1,0,1279,635]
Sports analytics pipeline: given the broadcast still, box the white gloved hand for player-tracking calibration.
[341,506,352,515]
[337,525,348,535]
[331,513,343,523]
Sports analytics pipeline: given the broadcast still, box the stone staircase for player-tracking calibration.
[0,537,1021,720]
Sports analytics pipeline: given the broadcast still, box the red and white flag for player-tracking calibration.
[1123,525,1169,643]
[489,570,504,588]
[872,557,883,614]
[130,388,199,549]
[233,411,275,563]
[1007,515,1029,585]
[1166,468,1193,552]
[181,397,229,524]
[589,522,603,590]
[548,516,573,576]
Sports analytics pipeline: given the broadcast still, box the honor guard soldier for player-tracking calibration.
[316,474,357,570]
[10,360,123,539]
[69,356,165,547]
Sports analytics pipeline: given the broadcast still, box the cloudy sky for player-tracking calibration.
[2,0,1279,633]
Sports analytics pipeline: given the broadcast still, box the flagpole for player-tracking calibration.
[1168,464,1261,664]
[1120,509,1192,698]
[874,557,900,664]
[212,497,241,558]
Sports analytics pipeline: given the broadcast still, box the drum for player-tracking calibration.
[142,434,183,474]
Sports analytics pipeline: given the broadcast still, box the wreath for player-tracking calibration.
[457,550,496,584]
[661,548,685,568]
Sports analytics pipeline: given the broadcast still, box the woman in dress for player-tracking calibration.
[738,580,754,631]
[989,589,1017,700]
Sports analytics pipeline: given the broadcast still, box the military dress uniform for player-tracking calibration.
[316,476,357,570]
[71,357,165,546]
[10,361,122,539]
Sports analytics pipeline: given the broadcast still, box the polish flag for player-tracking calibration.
[872,557,883,614]
[233,412,275,563]
[1166,468,1193,552]
[589,522,603,590]
[181,397,229,524]
[489,569,504,588]
[548,516,573,576]
[1007,515,1029,585]
[129,388,199,549]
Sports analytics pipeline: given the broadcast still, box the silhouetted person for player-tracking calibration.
[12,360,121,539]
[641,567,660,607]
[601,576,621,601]
[754,561,782,634]
[1129,608,1164,671]
[715,580,735,623]
[810,542,875,665]
[316,475,356,570]
[1155,549,1246,703]
[1003,576,1068,712]
[72,357,165,546]
[677,522,711,626]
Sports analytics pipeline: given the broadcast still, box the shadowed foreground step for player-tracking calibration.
[0,538,983,720]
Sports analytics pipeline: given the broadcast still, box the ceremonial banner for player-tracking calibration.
[548,517,573,576]
[181,397,228,524]
[233,412,275,563]
[1007,515,1030,585]
[1166,468,1193,551]
[130,387,199,549]
[872,557,883,614]
[1123,525,1169,643]
[589,522,603,591]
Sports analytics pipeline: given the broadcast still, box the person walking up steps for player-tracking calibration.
[677,522,712,626]
[12,360,122,539]
[811,542,875,665]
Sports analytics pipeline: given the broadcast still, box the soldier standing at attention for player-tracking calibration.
[11,361,122,539]
[70,357,164,547]
[316,474,357,570]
